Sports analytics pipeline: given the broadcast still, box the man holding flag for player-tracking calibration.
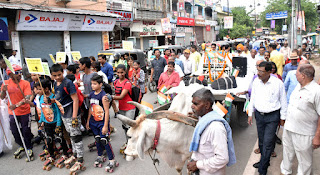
[0,64,34,160]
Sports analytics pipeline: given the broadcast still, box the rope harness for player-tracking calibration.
[148,120,161,175]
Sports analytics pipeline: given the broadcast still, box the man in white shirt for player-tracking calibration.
[163,56,184,79]
[256,47,266,61]
[181,49,195,75]
[280,41,291,61]
[187,88,236,175]
[248,61,287,175]
[281,64,320,175]
[8,50,21,67]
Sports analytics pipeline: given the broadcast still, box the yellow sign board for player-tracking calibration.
[71,51,81,61]
[25,58,44,74]
[42,62,51,76]
[122,41,133,50]
[49,54,56,64]
[56,52,66,63]
[252,31,256,34]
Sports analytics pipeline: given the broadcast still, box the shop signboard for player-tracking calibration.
[185,27,193,33]
[16,10,116,31]
[195,0,205,6]
[107,0,132,11]
[0,17,9,40]
[107,10,133,21]
[195,19,205,26]
[177,17,195,26]
[176,33,185,37]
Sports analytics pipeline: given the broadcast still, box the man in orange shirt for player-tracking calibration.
[0,64,33,160]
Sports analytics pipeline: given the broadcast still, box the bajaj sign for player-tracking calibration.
[16,10,116,31]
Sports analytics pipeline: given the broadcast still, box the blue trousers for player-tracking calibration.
[89,119,115,160]
[9,114,33,149]
[255,110,280,175]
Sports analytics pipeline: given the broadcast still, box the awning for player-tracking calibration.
[0,2,122,18]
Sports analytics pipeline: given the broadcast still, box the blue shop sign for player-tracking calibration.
[0,17,9,41]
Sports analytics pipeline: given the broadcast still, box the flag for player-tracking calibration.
[243,99,250,114]
[213,102,228,117]
[166,94,172,103]
[140,101,153,114]
[224,93,235,107]
[159,85,168,94]
[231,68,239,78]
[158,92,167,105]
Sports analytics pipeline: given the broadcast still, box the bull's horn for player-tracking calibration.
[147,111,198,127]
[127,101,146,115]
[117,114,137,127]
[153,102,171,112]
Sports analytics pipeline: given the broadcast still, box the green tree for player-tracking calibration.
[219,7,254,39]
[260,0,319,34]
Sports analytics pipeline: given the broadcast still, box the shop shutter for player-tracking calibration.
[20,31,63,65]
[195,26,204,44]
[70,32,102,58]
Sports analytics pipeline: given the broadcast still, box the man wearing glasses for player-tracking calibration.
[248,61,287,175]
[0,64,33,160]
[181,49,195,76]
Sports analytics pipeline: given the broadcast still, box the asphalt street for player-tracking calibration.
[1,77,320,175]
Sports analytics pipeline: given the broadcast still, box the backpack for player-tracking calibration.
[115,79,141,103]
[64,83,84,107]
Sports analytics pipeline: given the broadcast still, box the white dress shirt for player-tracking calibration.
[248,75,287,120]
[164,64,184,78]
[181,57,195,75]
[191,122,229,175]
[285,81,320,136]
[8,55,21,66]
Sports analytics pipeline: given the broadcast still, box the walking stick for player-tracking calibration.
[0,70,30,161]
[0,118,8,144]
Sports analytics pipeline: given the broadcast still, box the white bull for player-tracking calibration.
[117,102,197,175]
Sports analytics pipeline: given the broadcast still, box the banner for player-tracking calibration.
[122,41,133,50]
[56,52,66,63]
[271,20,275,29]
[71,51,81,61]
[161,18,171,34]
[2,55,14,74]
[41,62,51,76]
[0,17,9,40]
[82,15,116,32]
[178,0,185,11]
[102,31,110,50]
[224,16,233,29]
[106,10,133,22]
[25,58,44,74]
[297,11,306,31]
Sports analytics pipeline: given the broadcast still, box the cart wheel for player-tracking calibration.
[148,80,157,93]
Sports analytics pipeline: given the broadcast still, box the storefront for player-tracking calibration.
[131,20,165,50]
[176,17,195,46]
[14,9,118,65]
[195,19,205,44]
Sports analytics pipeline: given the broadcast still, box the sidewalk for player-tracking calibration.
[242,128,320,175]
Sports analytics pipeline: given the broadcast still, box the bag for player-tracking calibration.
[211,76,237,90]
[64,83,84,107]
[232,57,247,77]
[115,79,141,103]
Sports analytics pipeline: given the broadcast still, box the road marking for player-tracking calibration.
[242,139,260,175]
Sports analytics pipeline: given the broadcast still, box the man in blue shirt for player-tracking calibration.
[170,51,184,73]
[284,60,309,103]
[98,55,113,84]
[282,52,299,81]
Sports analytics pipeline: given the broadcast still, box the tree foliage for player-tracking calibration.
[260,0,319,34]
[219,7,254,39]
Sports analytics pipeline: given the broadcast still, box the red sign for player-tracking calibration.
[177,17,195,26]
[206,25,211,31]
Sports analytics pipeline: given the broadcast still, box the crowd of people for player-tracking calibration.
[0,37,319,175]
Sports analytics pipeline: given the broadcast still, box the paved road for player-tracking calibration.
[1,58,320,175]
